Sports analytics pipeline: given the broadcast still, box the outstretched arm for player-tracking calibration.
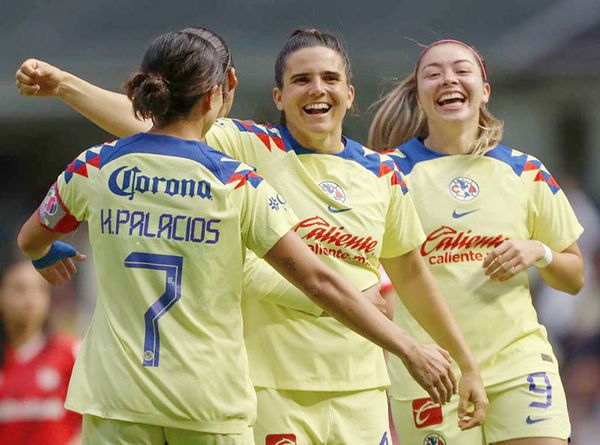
[381,249,488,430]
[16,59,150,137]
[264,231,456,406]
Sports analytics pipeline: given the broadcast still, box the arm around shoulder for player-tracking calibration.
[16,58,150,137]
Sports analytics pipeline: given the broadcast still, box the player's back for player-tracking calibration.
[54,133,290,433]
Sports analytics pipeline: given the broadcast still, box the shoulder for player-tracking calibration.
[61,139,120,184]
[342,139,408,194]
[213,118,289,152]
[484,144,561,194]
[385,138,446,175]
[200,148,265,190]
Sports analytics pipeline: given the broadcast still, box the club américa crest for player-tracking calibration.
[423,433,446,445]
[449,176,479,201]
[319,181,346,204]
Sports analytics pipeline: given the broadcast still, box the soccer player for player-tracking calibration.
[369,39,584,445]
[16,29,488,444]
[0,261,81,445]
[16,29,445,445]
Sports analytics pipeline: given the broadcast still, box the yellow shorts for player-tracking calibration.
[82,414,255,445]
[390,369,570,444]
[254,387,391,445]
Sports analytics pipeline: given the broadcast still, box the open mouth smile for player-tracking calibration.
[302,102,332,115]
[436,92,466,108]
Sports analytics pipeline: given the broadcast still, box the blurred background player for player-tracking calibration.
[16,28,465,445]
[0,261,81,445]
[369,38,584,445]
[15,28,487,444]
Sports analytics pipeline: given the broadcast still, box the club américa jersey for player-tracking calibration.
[206,119,424,391]
[36,133,298,433]
[384,137,583,399]
[0,335,80,445]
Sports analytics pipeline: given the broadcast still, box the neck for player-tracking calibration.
[285,123,345,154]
[148,117,209,142]
[424,120,479,155]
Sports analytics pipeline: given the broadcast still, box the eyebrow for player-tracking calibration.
[421,59,476,70]
[289,70,342,81]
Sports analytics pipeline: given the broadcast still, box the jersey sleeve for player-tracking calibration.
[206,118,288,167]
[380,170,426,258]
[239,171,299,258]
[242,251,324,316]
[527,163,583,252]
[37,147,100,233]
[205,118,245,160]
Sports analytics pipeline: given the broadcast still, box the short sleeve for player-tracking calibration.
[37,146,101,233]
[528,165,583,252]
[380,172,426,258]
[239,173,299,258]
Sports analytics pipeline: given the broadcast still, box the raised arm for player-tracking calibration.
[264,231,455,406]
[16,59,150,137]
[381,249,488,430]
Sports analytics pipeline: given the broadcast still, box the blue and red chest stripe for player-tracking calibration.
[485,146,560,194]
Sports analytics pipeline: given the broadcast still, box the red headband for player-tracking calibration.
[414,39,488,82]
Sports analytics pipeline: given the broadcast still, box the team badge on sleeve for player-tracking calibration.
[38,183,78,233]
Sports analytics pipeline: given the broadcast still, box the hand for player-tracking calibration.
[456,370,488,430]
[362,283,388,317]
[37,254,86,286]
[402,342,457,404]
[482,239,544,281]
[15,59,65,97]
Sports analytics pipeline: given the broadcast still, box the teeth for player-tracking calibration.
[438,92,465,102]
[304,103,331,110]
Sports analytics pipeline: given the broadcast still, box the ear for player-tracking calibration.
[482,82,491,105]
[272,87,284,111]
[346,84,355,110]
[227,67,239,93]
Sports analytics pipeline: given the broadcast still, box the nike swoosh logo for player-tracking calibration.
[452,209,479,219]
[327,205,352,214]
[526,416,549,424]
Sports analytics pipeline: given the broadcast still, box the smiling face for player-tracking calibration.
[416,42,490,129]
[273,46,354,149]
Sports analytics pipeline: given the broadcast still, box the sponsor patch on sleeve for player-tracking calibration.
[37,183,79,233]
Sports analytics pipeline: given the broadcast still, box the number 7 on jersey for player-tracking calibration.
[124,253,183,367]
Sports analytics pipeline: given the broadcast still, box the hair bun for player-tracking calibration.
[127,72,171,121]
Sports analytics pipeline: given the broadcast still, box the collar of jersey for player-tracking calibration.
[277,125,352,157]
[406,137,504,159]
[132,132,207,147]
